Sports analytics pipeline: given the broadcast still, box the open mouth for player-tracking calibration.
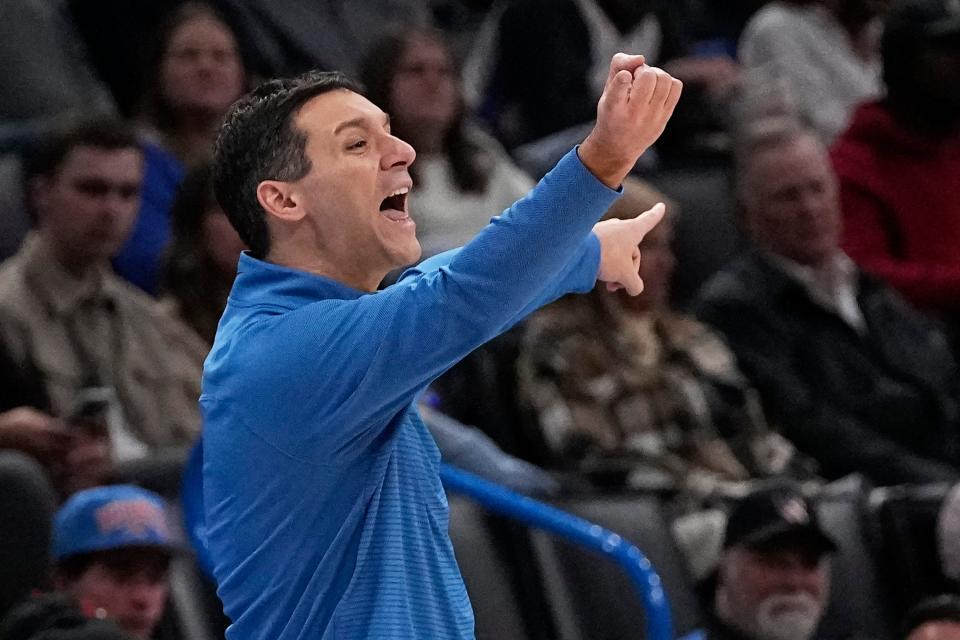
[379,188,409,221]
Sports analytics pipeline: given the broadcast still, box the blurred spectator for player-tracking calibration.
[215,0,431,77]
[467,0,741,152]
[680,0,772,46]
[518,178,809,493]
[901,595,960,640]
[137,3,247,167]
[161,163,245,344]
[695,117,960,485]
[48,485,174,640]
[0,0,116,263]
[0,118,205,472]
[0,595,131,640]
[360,28,533,259]
[112,2,249,295]
[830,0,960,325]
[0,336,105,497]
[706,484,836,640]
[0,0,114,122]
[738,0,884,142]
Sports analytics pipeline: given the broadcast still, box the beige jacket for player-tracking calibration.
[0,234,205,451]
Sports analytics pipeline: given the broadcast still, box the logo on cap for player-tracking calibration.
[777,496,811,525]
[95,499,170,537]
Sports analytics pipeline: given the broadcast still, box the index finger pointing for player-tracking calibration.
[629,202,666,240]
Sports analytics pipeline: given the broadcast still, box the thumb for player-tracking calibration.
[606,69,633,107]
[622,270,645,296]
[606,53,646,86]
[629,202,666,240]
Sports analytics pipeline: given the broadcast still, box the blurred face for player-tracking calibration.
[741,135,841,267]
[717,545,831,640]
[63,548,170,640]
[909,621,960,640]
[282,90,419,283]
[161,14,245,118]
[617,214,675,312]
[34,146,143,271]
[202,206,246,276]
[389,35,459,139]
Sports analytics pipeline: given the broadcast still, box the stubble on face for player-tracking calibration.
[274,90,420,289]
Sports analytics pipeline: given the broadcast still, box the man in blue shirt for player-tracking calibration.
[202,53,682,639]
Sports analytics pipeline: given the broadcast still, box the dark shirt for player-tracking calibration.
[694,251,960,485]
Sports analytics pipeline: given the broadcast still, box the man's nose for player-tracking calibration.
[779,563,821,595]
[382,135,416,170]
[102,192,132,218]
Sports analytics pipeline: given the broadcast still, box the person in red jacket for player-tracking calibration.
[830,0,960,322]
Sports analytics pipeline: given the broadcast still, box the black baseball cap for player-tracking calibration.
[884,0,960,45]
[723,485,837,554]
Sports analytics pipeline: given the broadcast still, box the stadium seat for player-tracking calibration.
[447,495,552,640]
[526,493,705,640]
[815,485,893,640]
[867,483,955,621]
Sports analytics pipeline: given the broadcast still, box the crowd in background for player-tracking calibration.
[1,0,959,639]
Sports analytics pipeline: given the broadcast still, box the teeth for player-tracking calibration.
[389,188,409,197]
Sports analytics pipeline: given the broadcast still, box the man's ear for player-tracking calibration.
[256,180,305,223]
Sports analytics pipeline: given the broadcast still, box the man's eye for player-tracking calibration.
[347,139,367,151]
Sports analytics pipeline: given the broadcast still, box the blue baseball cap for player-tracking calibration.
[53,485,180,562]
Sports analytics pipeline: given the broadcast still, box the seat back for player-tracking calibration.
[0,452,56,619]
[816,489,893,640]
[867,484,954,620]
[527,494,704,640]
[448,495,547,640]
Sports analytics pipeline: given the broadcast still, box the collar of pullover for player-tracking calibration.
[231,251,367,308]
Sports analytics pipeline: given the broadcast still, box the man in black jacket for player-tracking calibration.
[695,116,960,485]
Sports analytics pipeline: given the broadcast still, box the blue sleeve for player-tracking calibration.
[238,148,618,450]
[399,232,601,333]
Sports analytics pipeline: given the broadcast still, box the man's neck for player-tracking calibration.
[39,235,100,279]
[265,246,385,292]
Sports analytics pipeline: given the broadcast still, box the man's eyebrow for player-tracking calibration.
[333,113,390,135]
[333,117,367,135]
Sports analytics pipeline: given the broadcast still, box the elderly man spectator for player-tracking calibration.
[706,484,836,640]
[0,118,205,484]
[695,117,960,486]
[831,0,960,322]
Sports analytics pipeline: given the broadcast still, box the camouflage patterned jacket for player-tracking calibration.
[518,294,812,491]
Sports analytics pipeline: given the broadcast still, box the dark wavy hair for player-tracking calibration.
[212,70,362,258]
[161,163,231,343]
[359,28,492,194]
